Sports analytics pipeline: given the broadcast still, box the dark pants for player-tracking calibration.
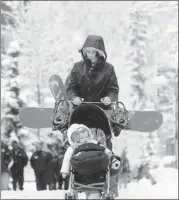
[48,172,57,191]
[35,171,48,191]
[58,174,68,190]
[48,181,56,190]
[138,165,157,185]
[11,169,24,190]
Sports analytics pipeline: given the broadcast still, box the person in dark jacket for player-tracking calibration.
[30,142,53,191]
[46,146,68,190]
[1,140,13,190]
[53,36,120,138]
[66,35,119,109]
[46,145,61,191]
[46,155,58,190]
[63,35,120,145]
[10,140,28,191]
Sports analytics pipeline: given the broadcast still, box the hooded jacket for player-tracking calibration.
[66,35,119,106]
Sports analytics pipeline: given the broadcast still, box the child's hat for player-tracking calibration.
[67,123,91,145]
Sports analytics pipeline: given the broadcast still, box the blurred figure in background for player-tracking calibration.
[1,140,13,191]
[136,143,157,185]
[30,141,52,191]
[46,145,68,190]
[46,145,60,190]
[57,146,69,190]
[136,156,157,185]
[119,147,130,189]
[47,157,58,190]
[10,140,28,191]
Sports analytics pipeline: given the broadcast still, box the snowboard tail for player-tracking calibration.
[19,107,54,128]
[127,111,163,132]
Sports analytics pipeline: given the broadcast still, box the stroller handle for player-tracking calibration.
[57,99,126,108]
[60,100,128,113]
[67,100,116,104]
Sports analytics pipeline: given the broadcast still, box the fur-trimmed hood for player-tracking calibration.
[80,35,107,60]
[67,123,92,145]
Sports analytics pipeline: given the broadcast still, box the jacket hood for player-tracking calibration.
[67,123,92,145]
[80,35,107,60]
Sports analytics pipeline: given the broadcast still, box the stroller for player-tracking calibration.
[54,102,123,200]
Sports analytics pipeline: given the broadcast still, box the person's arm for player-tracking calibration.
[22,149,28,166]
[4,148,13,169]
[8,159,14,169]
[60,146,74,175]
[30,154,35,169]
[66,64,78,101]
[96,141,113,157]
[106,67,119,102]
[7,149,13,163]
[104,147,113,157]
[46,152,53,164]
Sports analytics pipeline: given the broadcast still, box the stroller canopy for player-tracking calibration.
[69,104,112,137]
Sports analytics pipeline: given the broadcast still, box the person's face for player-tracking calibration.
[71,128,91,144]
[79,130,90,143]
[71,131,81,144]
[85,48,98,64]
[36,144,42,151]
[12,142,18,149]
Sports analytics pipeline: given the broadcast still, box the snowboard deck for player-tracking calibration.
[19,74,163,132]
[19,107,163,132]
[19,107,54,128]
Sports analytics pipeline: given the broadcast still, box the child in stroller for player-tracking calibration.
[61,123,121,199]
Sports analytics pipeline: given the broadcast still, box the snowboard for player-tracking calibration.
[19,107,163,132]
[19,74,163,132]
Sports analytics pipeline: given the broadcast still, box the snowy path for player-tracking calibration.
[1,167,178,199]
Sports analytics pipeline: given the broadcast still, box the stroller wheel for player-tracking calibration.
[104,194,115,200]
[65,193,73,200]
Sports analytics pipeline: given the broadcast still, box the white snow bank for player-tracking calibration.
[118,167,178,199]
[1,189,66,199]
[1,167,178,199]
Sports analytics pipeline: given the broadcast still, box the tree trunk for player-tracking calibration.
[37,83,41,139]
[174,70,178,168]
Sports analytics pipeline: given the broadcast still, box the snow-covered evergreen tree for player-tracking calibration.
[149,1,178,158]
[1,41,29,149]
[122,1,178,166]
[126,10,149,110]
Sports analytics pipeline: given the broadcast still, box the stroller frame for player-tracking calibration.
[65,160,115,200]
[54,101,122,199]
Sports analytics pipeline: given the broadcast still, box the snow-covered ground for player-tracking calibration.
[1,167,178,199]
